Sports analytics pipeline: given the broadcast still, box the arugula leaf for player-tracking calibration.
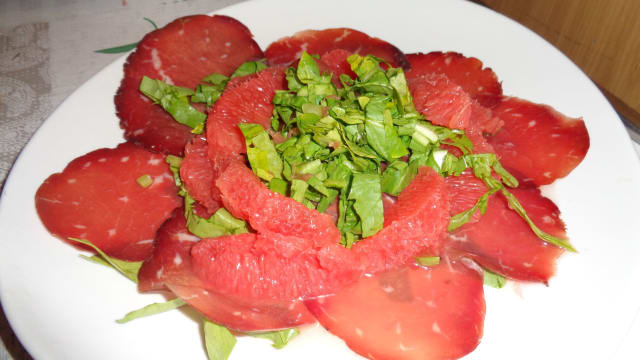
[139,76,206,133]
[116,298,186,323]
[95,17,158,53]
[501,188,576,252]
[348,173,384,237]
[136,174,153,188]
[231,60,268,78]
[70,238,142,283]
[483,268,507,288]
[416,256,441,266]
[239,123,283,181]
[204,319,236,360]
[248,328,300,349]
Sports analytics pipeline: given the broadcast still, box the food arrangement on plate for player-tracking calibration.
[33,13,589,360]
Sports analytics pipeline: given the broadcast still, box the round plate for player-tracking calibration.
[1,0,640,359]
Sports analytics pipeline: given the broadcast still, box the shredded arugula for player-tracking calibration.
[247,328,300,349]
[117,298,187,323]
[483,268,507,288]
[204,319,237,360]
[95,17,158,54]
[70,237,142,283]
[233,52,575,251]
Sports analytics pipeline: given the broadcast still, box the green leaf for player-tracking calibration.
[248,328,300,349]
[448,188,498,231]
[139,76,206,132]
[95,42,139,54]
[483,268,507,288]
[231,60,268,78]
[94,17,157,53]
[70,238,142,283]
[500,188,577,252]
[204,319,236,360]
[416,256,440,266]
[348,173,384,237]
[116,298,186,323]
[136,174,153,188]
[239,123,283,181]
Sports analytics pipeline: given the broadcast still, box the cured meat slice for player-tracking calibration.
[446,176,566,283]
[265,28,409,69]
[138,208,315,331]
[35,142,181,261]
[216,161,341,246]
[115,15,264,155]
[138,207,201,292]
[487,97,590,185]
[353,167,450,274]
[305,261,485,360]
[408,73,502,140]
[180,136,221,213]
[407,52,503,109]
[206,67,287,162]
[319,48,357,86]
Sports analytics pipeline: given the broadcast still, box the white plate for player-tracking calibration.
[1,0,640,359]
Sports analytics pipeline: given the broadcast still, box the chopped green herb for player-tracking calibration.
[116,298,186,323]
[70,237,142,283]
[483,268,507,288]
[204,319,236,360]
[136,174,153,188]
[248,328,300,349]
[416,256,441,267]
[139,76,206,133]
[95,17,158,53]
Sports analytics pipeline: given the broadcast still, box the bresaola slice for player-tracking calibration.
[138,208,316,331]
[407,52,503,109]
[115,15,264,155]
[35,142,181,261]
[487,97,590,185]
[446,174,567,282]
[306,261,485,360]
[265,28,409,69]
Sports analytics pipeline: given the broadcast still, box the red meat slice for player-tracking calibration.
[115,15,264,155]
[180,136,221,213]
[408,73,502,141]
[138,207,201,292]
[446,175,566,282]
[305,261,485,360]
[407,52,503,109]
[487,97,590,185]
[138,208,315,331]
[319,48,357,86]
[35,142,181,261]
[265,28,409,69]
[353,167,450,274]
[206,67,287,162]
